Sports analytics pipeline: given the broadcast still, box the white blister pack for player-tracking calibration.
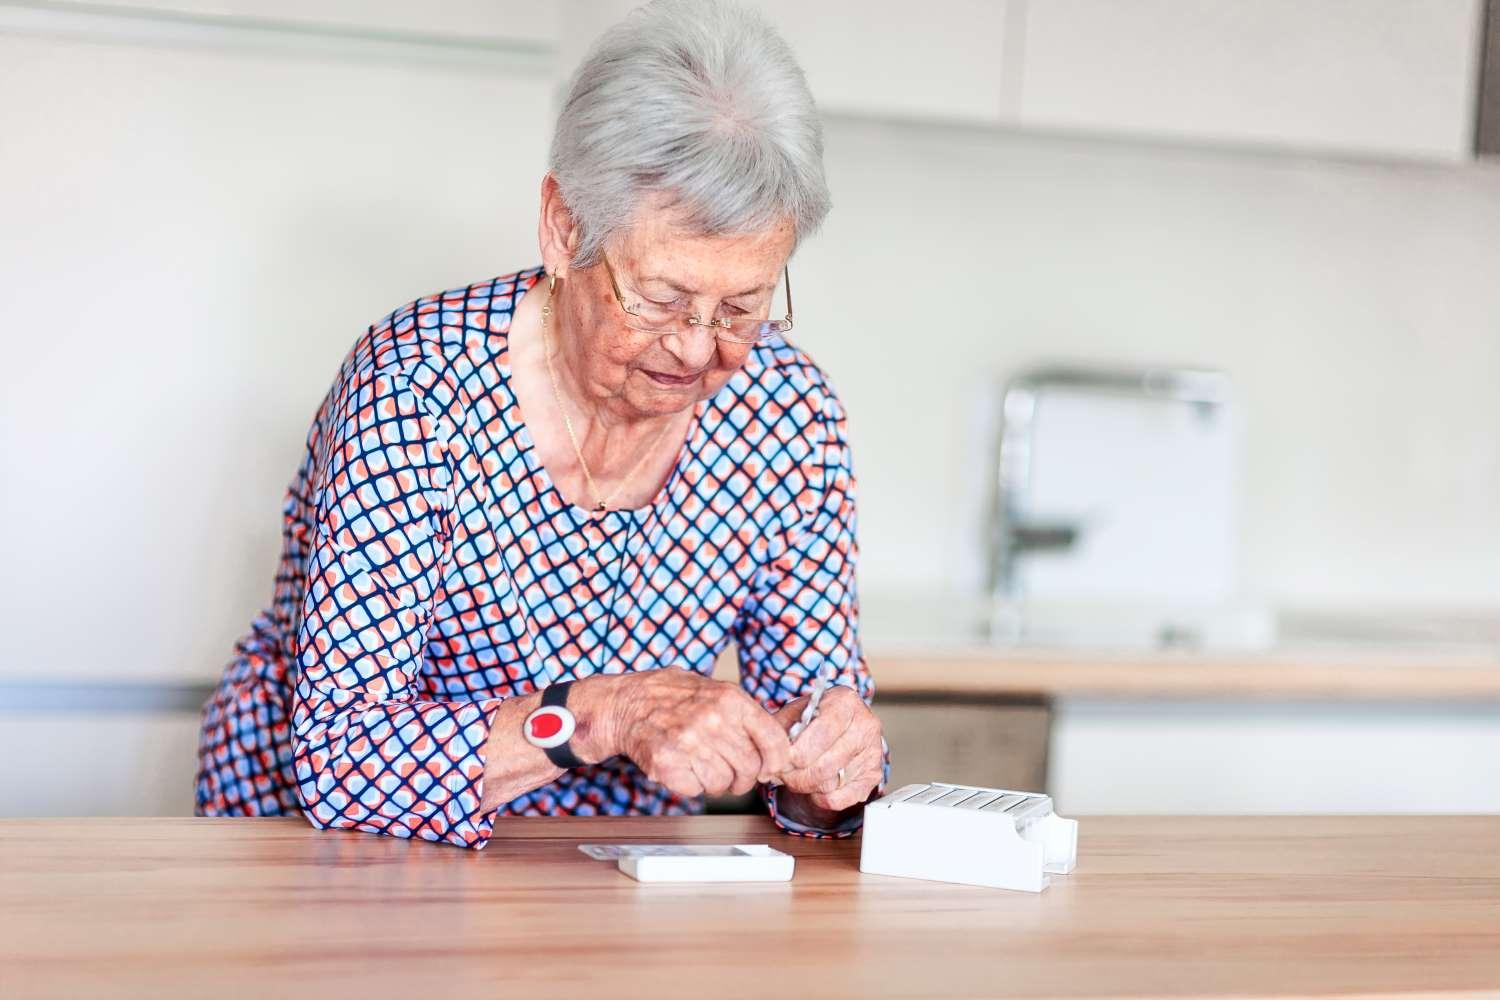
[859,782,1077,892]
[581,844,796,882]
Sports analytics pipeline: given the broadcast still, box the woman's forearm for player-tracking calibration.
[478,675,624,814]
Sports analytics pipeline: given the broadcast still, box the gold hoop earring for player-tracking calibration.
[547,272,558,295]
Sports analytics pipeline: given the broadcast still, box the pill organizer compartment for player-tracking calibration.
[859,782,1078,892]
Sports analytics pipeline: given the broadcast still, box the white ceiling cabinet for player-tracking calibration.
[555,0,1020,125]
[1014,0,1485,162]
[75,0,555,46]
[754,0,1486,161]
[30,2,1491,161]
[746,0,1020,125]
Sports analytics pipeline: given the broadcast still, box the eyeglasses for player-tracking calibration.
[599,251,793,345]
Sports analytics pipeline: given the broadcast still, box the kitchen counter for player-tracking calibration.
[864,646,1500,701]
[845,593,1500,702]
[710,640,1500,702]
[4,814,1498,998]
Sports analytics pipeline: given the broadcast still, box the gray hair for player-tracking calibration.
[548,0,831,268]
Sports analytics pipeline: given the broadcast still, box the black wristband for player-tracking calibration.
[540,681,587,770]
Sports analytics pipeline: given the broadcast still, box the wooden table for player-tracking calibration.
[3,815,1498,998]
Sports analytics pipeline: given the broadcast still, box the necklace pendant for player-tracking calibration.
[593,501,608,514]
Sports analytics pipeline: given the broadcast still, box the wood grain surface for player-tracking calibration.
[710,645,1500,703]
[865,652,1500,702]
[4,815,1499,998]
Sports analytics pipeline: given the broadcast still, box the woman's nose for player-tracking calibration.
[659,323,721,368]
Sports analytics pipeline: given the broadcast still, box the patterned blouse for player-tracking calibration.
[194,264,880,849]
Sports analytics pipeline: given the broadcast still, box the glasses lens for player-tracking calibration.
[617,292,783,345]
[621,308,678,335]
[622,307,771,344]
[716,321,770,345]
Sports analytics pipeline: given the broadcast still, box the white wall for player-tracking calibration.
[1,19,553,684]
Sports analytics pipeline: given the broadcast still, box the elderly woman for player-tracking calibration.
[195,0,885,848]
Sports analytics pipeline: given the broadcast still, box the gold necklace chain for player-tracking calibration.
[541,275,678,514]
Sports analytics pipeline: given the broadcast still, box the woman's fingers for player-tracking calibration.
[808,743,884,812]
[688,752,735,798]
[780,712,862,792]
[712,722,767,795]
[655,761,705,799]
[616,668,861,797]
[737,696,794,781]
[785,687,858,771]
[770,696,809,736]
[777,687,883,799]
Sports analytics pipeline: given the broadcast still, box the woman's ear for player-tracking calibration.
[537,173,581,281]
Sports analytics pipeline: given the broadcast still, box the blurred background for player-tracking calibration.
[3,0,1499,818]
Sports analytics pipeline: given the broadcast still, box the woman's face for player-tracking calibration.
[554,196,796,420]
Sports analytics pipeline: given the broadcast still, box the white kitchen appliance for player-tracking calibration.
[987,367,1260,647]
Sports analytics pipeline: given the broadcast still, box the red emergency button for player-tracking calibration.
[523,705,576,749]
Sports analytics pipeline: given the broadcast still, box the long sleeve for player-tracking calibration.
[733,385,890,837]
[290,363,504,849]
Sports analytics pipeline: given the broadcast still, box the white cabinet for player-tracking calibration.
[562,1,1487,161]
[747,0,1018,124]
[0,711,203,817]
[755,0,1485,160]
[1052,700,1500,814]
[558,0,1019,125]
[1016,0,1484,161]
[73,2,1487,160]
[75,0,554,46]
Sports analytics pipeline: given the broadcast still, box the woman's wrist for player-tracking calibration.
[564,674,627,764]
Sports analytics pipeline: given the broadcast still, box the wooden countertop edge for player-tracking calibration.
[862,651,1500,701]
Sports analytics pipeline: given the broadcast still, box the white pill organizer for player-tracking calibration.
[859,782,1078,892]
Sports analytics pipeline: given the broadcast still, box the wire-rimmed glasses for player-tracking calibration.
[600,252,793,345]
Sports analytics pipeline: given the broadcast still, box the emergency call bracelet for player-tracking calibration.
[523,681,586,770]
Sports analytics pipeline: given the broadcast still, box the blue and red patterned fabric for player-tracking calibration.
[195,265,880,848]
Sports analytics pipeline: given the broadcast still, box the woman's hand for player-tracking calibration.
[772,686,884,819]
[612,669,794,798]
